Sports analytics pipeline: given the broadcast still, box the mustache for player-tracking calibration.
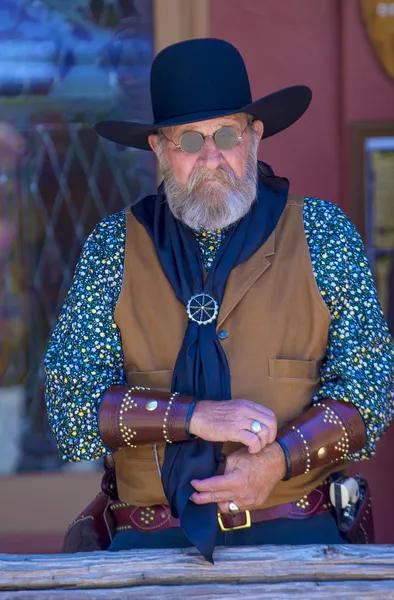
[188,165,240,192]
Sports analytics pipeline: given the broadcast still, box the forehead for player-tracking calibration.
[164,113,247,138]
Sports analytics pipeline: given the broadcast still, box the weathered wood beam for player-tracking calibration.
[1,580,394,599]
[1,545,394,593]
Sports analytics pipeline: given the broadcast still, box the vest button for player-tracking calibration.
[218,330,228,340]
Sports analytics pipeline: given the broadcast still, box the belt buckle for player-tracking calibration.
[217,510,251,532]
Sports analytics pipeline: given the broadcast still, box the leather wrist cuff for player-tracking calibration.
[98,385,195,450]
[276,399,367,480]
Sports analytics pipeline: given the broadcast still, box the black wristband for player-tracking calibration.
[185,397,198,440]
[276,438,291,481]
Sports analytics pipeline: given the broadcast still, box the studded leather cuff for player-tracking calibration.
[276,399,366,480]
[98,385,195,450]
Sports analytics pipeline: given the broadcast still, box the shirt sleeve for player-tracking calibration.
[44,211,126,462]
[304,198,394,461]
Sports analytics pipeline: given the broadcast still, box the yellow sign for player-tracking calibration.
[361,0,394,79]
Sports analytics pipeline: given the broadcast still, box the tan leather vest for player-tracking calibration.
[113,195,349,508]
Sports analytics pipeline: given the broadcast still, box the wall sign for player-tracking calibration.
[361,0,394,79]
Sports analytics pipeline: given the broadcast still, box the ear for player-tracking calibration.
[252,119,264,140]
[148,133,159,154]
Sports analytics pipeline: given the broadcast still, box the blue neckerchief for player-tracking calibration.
[131,163,288,561]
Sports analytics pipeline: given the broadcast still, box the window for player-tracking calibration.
[0,0,155,473]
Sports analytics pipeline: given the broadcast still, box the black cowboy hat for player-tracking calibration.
[94,38,312,151]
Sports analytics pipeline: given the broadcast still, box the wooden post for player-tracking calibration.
[153,0,210,55]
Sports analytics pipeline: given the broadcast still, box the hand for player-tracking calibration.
[189,399,277,454]
[190,442,286,513]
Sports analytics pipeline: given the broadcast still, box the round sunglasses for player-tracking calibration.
[161,125,247,155]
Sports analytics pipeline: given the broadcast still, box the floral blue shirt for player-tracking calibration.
[44,198,394,463]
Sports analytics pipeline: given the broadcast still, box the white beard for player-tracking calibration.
[157,132,259,232]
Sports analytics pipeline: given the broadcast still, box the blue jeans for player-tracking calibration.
[108,511,345,551]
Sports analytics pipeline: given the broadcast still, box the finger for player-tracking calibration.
[190,490,232,504]
[263,415,278,443]
[248,413,277,444]
[241,400,276,419]
[252,423,271,449]
[191,473,236,492]
[268,421,278,444]
[236,429,262,454]
[251,404,277,419]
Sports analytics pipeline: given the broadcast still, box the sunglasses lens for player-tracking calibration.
[214,126,239,150]
[179,131,204,154]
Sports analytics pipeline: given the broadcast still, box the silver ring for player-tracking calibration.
[228,501,240,514]
[251,420,263,434]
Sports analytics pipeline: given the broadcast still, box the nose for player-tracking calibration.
[197,136,221,169]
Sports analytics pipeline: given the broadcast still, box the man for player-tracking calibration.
[45,39,394,562]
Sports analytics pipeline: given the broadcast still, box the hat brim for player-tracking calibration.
[94,85,312,151]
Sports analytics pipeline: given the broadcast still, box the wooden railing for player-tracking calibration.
[1,545,394,598]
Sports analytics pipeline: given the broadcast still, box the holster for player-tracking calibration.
[335,476,374,544]
[62,457,117,553]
